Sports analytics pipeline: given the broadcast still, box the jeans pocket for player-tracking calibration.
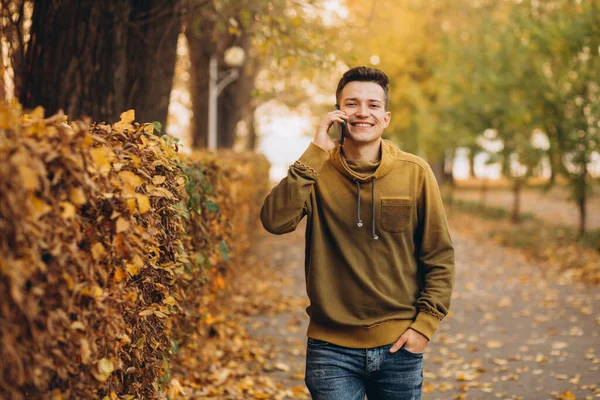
[307,338,331,347]
[400,346,424,357]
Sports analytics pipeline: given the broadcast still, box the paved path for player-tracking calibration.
[451,186,600,231]
[242,212,599,399]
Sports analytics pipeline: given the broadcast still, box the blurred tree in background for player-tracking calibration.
[185,0,342,149]
[18,0,181,125]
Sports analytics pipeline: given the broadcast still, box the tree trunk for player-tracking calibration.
[20,0,179,124]
[479,178,488,209]
[511,178,522,223]
[185,9,214,149]
[468,148,477,179]
[444,148,455,187]
[429,159,445,185]
[126,0,181,126]
[186,8,260,150]
[576,167,587,237]
[246,109,257,151]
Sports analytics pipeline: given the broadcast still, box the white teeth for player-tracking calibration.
[355,123,371,127]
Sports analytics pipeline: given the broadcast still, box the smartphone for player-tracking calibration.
[335,104,346,144]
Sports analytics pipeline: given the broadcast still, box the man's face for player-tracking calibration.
[338,81,391,144]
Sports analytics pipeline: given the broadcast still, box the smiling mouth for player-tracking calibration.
[351,122,374,127]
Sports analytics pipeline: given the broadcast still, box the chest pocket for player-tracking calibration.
[381,196,412,233]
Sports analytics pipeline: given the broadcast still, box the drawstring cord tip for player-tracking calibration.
[357,221,363,227]
[372,235,379,240]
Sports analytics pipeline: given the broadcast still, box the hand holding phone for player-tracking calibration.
[335,104,346,145]
[313,108,347,151]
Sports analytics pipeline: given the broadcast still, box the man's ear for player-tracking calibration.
[383,111,391,128]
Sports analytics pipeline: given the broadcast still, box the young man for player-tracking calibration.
[260,66,455,399]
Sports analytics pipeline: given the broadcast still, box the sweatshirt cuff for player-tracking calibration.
[408,312,441,341]
[296,142,331,175]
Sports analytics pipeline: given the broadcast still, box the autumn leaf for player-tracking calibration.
[152,175,166,185]
[93,358,114,382]
[120,110,135,123]
[69,188,87,205]
[118,171,144,188]
[89,147,115,175]
[59,202,76,219]
[135,194,151,214]
[91,242,106,261]
[116,217,130,233]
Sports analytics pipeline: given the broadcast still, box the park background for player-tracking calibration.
[1,0,599,399]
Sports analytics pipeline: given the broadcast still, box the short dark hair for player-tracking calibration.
[335,66,390,109]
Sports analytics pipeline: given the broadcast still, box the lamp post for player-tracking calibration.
[208,46,245,150]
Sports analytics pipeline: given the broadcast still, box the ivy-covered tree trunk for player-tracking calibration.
[20,0,180,125]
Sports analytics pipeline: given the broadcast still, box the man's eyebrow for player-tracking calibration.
[342,98,383,103]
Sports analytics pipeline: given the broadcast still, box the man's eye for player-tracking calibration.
[346,103,356,106]
[370,104,380,108]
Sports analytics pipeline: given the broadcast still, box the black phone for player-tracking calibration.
[335,104,346,144]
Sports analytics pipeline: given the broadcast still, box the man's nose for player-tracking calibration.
[356,104,369,117]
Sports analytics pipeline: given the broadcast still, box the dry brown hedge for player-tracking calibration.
[0,104,270,399]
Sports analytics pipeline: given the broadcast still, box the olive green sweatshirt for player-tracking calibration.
[260,140,455,348]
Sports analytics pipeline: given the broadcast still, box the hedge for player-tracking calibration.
[0,103,270,399]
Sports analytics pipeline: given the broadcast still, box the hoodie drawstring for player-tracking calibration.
[355,180,363,227]
[354,178,378,240]
[371,177,378,240]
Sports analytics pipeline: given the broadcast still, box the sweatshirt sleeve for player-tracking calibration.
[260,142,330,235]
[409,165,455,340]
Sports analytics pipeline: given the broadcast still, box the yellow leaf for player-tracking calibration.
[148,186,174,199]
[113,120,134,132]
[126,254,144,276]
[144,124,154,135]
[216,275,225,289]
[118,171,143,188]
[90,147,114,175]
[139,309,154,316]
[62,272,75,290]
[71,321,85,331]
[60,201,76,219]
[558,390,576,400]
[120,110,135,123]
[152,175,166,185]
[78,337,92,365]
[91,242,106,261]
[21,106,45,123]
[486,340,503,349]
[116,217,130,233]
[126,198,137,214]
[113,267,126,283]
[95,358,114,382]
[135,194,151,214]
[70,188,87,205]
[29,194,52,219]
[163,296,176,306]
[16,162,38,190]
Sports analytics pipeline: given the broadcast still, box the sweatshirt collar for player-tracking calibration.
[330,139,396,182]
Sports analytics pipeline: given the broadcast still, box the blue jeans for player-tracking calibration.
[305,338,424,400]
